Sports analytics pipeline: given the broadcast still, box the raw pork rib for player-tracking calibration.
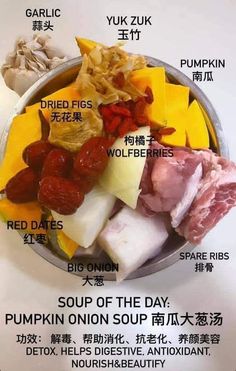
[139,144,202,215]
[139,142,236,244]
[177,150,236,243]
[171,163,202,228]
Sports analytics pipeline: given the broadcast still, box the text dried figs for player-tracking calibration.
[41,148,72,178]
[6,167,40,203]
[38,176,84,215]
[23,140,54,169]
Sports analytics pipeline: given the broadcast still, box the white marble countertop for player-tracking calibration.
[0,1,236,370]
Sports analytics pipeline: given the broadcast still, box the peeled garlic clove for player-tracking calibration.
[26,58,44,72]
[5,51,16,66]
[2,68,16,90]
[14,53,26,68]
[31,49,50,65]
[4,68,39,96]
[25,39,42,51]
[49,56,67,69]
[14,70,40,96]
[18,56,26,69]
[44,38,66,59]
[35,34,51,46]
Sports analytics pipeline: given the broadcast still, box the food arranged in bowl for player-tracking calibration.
[0,37,236,280]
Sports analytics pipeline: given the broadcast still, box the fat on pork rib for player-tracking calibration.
[176,150,236,243]
[139,144,202,215]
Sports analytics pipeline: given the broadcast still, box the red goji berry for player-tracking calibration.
[112,72,125,88]
[158,127,176,135]
[134,98,146,119]
[145,86,154,104]
[99,105,113,120]
[136,115,149,126]
[153,132,162,142]
[110,105,131,117]
[116,101,126,107]
[118,118,132,137]
[126,100,136,113]
[129,123,139,132]
[105,116,122,134]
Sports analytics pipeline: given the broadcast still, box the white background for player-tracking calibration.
[0,0,236,370]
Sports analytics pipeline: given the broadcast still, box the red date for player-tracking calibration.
[38,176,84,215]
[6,167,40,203]
[73,137,111,179]
[23,140,54,170]
[41,148,72,178]
[71,171,96,194]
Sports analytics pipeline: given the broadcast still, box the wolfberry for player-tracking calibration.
[38,176,84,215]
[153,132,162,142]
[110,105,131,117]
[23,140,54,170]
[112,72,125,88]
[129,123,139,132]
[145,86,154,104]
[158,127,176,135]
[99,98,150,138]
[136,115,149,126]
[118,118,132,137]
[6,167,40,203]
[134,98,146,120]
[41,148,72,178]
[105,116,122,134]
[126,100,136,113]
[73,137,110,178]
[104,121,110,133]
[116,101,126,107]
[99,105,113,120]
[150,121,162,128]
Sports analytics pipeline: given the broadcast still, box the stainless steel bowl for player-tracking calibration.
[0,56,229,280]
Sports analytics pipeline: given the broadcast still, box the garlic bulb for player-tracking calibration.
[1,34,68,96]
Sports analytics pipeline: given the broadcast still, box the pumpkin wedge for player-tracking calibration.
[130,67,167,127]
[0,198,44,235]
[57,230,79,259]
[0,110,42,190]
[75,37,102,55]
[166,83,189,122]
[185,100,209,149]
